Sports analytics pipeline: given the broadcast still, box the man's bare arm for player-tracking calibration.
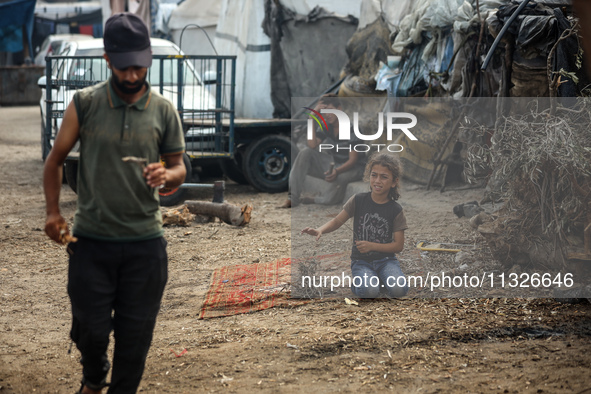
[43,101,80,244]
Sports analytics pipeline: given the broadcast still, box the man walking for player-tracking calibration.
[43,13,186,393]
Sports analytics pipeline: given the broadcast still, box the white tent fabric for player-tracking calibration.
[215,0,273,118]
[391,0,466,54]
[358,0,413,31]
[168,0,220,29]
[108,0,151,33]
[170,25,218,56]
[165,0,220,56]
[279,0,360,18]
[169,0,358,119]
[391,0,512,55]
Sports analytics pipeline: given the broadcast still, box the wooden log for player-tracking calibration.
[161,206,195,227]
[185,200,252,226]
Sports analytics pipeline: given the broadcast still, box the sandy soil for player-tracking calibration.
[1,106,590,393]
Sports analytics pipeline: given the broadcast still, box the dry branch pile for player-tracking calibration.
[465,99,591,269]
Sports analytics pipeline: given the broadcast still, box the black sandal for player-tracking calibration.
[75,378,108,393]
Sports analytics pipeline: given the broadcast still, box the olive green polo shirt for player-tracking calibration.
[72,78,185,241]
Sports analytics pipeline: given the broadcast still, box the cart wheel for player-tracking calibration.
[159,153,192,207]
[64,160,78,194]
[242,135,294,193]
[220,146,249,185]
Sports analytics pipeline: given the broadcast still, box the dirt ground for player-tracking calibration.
[1,106,590,393]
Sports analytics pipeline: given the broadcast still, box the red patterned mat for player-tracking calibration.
[199,258,298,319]
[198,254,349,319]
[198,249,422,319]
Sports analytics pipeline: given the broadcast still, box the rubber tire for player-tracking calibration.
[219,146,249,185]
[159,153,192,207]
[242,135,294,193]
[64,160,78,194]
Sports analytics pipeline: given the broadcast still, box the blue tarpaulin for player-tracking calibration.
[0,0,36,55]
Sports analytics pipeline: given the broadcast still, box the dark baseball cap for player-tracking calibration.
[104,13,152,69]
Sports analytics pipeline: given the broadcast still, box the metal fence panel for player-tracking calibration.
[43,54,236,159]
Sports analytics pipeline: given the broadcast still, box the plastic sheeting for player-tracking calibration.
[278,0,360,19]
[262,1,357,118]
[491,1,587,97]
[391,0,511,59]
[391,0,463,55]
[496,1,556,57]
[358,0,413,31]
[359,0,478,99]
[168,0,220,30]
[215,0,273,118]
[0,0,36,56]
[395,40,430,97]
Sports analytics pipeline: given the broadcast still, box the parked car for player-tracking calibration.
[38,37,219,204]
[34,34,94,67]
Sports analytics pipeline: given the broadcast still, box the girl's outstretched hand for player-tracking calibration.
[301,227,322,241]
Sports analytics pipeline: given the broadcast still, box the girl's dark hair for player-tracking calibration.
[363,152,403,201]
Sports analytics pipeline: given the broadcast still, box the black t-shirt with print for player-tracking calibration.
[343,192,407,262]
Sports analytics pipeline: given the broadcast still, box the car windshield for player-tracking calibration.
[66,47,199,86]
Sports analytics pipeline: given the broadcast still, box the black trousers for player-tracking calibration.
[67,236,168,394]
